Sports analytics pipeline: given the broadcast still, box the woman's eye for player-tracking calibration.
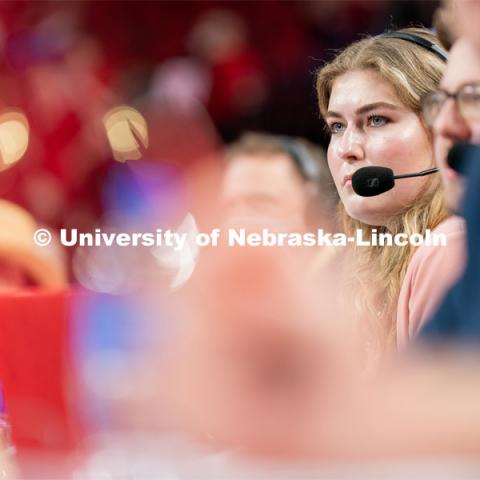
[328,122,345,134]
[367,115,389,127]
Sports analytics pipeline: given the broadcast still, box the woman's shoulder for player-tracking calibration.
[429,215,465,236]
[413,215,465,261]
[400,215,465,283]
[397,215,466,348]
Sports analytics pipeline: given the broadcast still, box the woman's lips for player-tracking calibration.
[343,174,353,187]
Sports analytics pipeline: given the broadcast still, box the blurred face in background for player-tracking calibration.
[432,38,480,212]
[326,70,433,226]
[220,153,311,232]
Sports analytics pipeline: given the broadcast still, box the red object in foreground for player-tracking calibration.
[0,290,79,453]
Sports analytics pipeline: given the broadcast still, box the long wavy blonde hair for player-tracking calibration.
[316,28,448,353]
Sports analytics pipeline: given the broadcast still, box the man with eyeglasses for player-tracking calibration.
[422,49,480,212]
[419,1,480,340]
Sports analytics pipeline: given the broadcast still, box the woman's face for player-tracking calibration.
[326,70,434,226]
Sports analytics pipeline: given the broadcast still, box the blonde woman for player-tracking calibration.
[316,28,465,356]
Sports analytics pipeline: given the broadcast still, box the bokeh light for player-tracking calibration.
[0,111,29,172]
[103,106,149,163]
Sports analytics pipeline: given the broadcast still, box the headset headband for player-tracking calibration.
[278,136,322,183]
[375,31,448,62]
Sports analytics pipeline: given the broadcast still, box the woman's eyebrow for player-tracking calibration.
[325,110,343,119]
[326,102,401,119]
[356,102,401,114]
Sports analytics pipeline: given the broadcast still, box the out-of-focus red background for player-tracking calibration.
[0,0,439,456]
[0,1,438,232]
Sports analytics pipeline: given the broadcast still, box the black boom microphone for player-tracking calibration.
[352,166,438,197]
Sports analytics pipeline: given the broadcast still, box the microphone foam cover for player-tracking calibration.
[352,166,395,197]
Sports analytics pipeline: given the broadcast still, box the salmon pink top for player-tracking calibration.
[396,216,465,349]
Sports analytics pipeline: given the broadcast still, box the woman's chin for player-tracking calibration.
[344,202,391,227]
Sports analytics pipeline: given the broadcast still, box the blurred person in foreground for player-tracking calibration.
[160,245,352,458]
[158,242,480,461]
[419,0,480,339]
[422,1,480,214]
[0,199,66,290]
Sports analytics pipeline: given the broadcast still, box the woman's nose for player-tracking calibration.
[336,128,365,162]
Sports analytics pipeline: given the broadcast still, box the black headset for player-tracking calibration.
[375,31,448,62]
[277,136,324,183]
[277,135,338,225]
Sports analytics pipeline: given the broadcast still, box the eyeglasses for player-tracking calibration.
[422,82,480,127]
